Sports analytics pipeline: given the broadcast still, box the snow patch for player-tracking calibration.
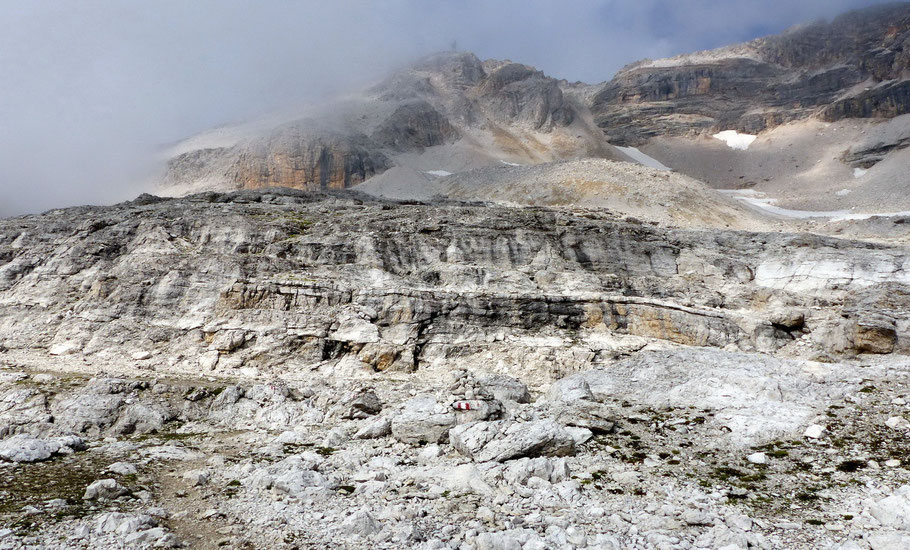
[853,168,868,178]
[425,170,452,177]
[835,189,852,196]
[722,190,910,221]
[499,160,521,167]
[713,131,757,151]
[616,146,670,171]
[719,191,851,219]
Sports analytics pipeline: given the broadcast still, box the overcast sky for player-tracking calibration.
[0,0,898,216]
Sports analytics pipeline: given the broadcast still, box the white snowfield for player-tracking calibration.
[425,170,453,177]
[712,130,757,150]
[616,146,670,171]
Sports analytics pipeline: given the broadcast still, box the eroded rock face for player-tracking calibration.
[592,3,910,145]
[371,100,459,151]
[228,130,391,191]
[478,63,575,130]
[0,189,907,380]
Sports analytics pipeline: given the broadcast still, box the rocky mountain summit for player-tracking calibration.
[1,189,909,548]
[592,2,910,145]
[162,52,620,196]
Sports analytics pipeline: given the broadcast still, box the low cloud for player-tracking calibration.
[0,0,895,215]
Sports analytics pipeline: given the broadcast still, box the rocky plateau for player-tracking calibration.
[0,189,908,549]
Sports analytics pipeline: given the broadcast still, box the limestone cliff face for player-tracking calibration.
[227,129,390,191]
[592,3,910,145]
[477,63,575,130]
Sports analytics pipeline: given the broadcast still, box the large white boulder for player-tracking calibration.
[450,420,575,462]
[391,396,456,444]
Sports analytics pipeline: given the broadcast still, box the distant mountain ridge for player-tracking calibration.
[592,2,910,145]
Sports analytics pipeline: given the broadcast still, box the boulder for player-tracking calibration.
[94,512,156,535]
[0,388,53,437]
[0,434,59,463]
[869,485,910,530]
[124,527,179,547]
[769,309,805,330]
[0,434,84,463]
[272,469,329,497]
[498,457,571,486]
[51,392,124,435]
[547,375,594,402]
[110,403,174,435]
[107,462,138,475]
[341,509,382,537]
[868,533,910,550]
[452,399,505,423]
[450,420,575,462]
[854,317,897,354]
[551,401,615,433]
[391,396,456,444]
[354,417,392,439]
[83,479,131,500]
[478,374,531,404]
[210,330,247,352]
[340,390,382,420]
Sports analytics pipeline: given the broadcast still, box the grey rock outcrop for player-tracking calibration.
[391,396,456,444]
[0,434,84,463]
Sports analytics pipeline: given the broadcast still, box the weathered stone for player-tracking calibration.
[0,435,58,463]
[210,330,247,352]
[83,479,130,500]
[341,510,381,537]
[340,390,382,420]
[478,374,531,404]
[869,485,910,530]
[449,420,575,462]
[391,396,456,445]
[354,417,392,439]
[854,317,897,354]
[108,462,138,475]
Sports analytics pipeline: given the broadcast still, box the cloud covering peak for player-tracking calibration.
[0,0,898,215]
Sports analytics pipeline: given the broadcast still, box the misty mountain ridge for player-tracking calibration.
[160,51,624,196]
[160,2,909,221]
